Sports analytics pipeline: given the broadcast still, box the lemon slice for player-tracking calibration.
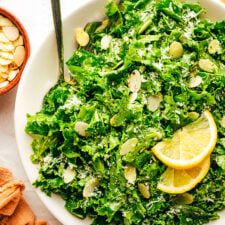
[158,156,210,194]
[152,110,217,169]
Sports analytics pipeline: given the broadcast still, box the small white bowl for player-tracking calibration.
[15,0,225,224]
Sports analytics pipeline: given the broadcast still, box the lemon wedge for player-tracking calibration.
[152,110,217,169]
[158,156,210,194]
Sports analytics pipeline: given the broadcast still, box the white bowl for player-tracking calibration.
[15,0,225,224]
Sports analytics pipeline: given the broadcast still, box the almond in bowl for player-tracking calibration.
[0,8,30,95]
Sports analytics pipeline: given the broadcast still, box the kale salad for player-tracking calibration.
[25,0,225,224]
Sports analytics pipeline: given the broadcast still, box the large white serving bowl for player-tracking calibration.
[15,0,225,224]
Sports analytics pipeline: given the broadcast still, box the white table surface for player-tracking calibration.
[0,1,85,224]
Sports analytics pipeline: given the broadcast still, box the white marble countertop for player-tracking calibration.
[0,1,85,224]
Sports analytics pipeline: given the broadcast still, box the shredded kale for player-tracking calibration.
[26,0,225,224]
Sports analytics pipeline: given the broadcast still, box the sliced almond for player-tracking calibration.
[74,121,89,137]
[138,183,150,199]
[75,28,90,47]
[0,51,14,60]
[147,94,163,112]
[128,70,142,93]
[0,81,9,88]
[189,75,202,88]
[124,165,136,184]
[2,26,19,41]
[199,59,216,73]
[120,138,138,156]
[83,178,99,198]
[0,57,12,66]
[0,42,14,51]
[0,65,8,73]
[63,167,76,183]
[13,35,24,47]
[1,73,8,79]
[0,16,13,26]
[13,46,25,66]
[129,92,138,103]
[8,69,19,81]
[208,39,221,54]
[0,32,10,43]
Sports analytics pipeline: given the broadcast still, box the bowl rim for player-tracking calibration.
[14,0,225,224]
[0,7,30,95]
